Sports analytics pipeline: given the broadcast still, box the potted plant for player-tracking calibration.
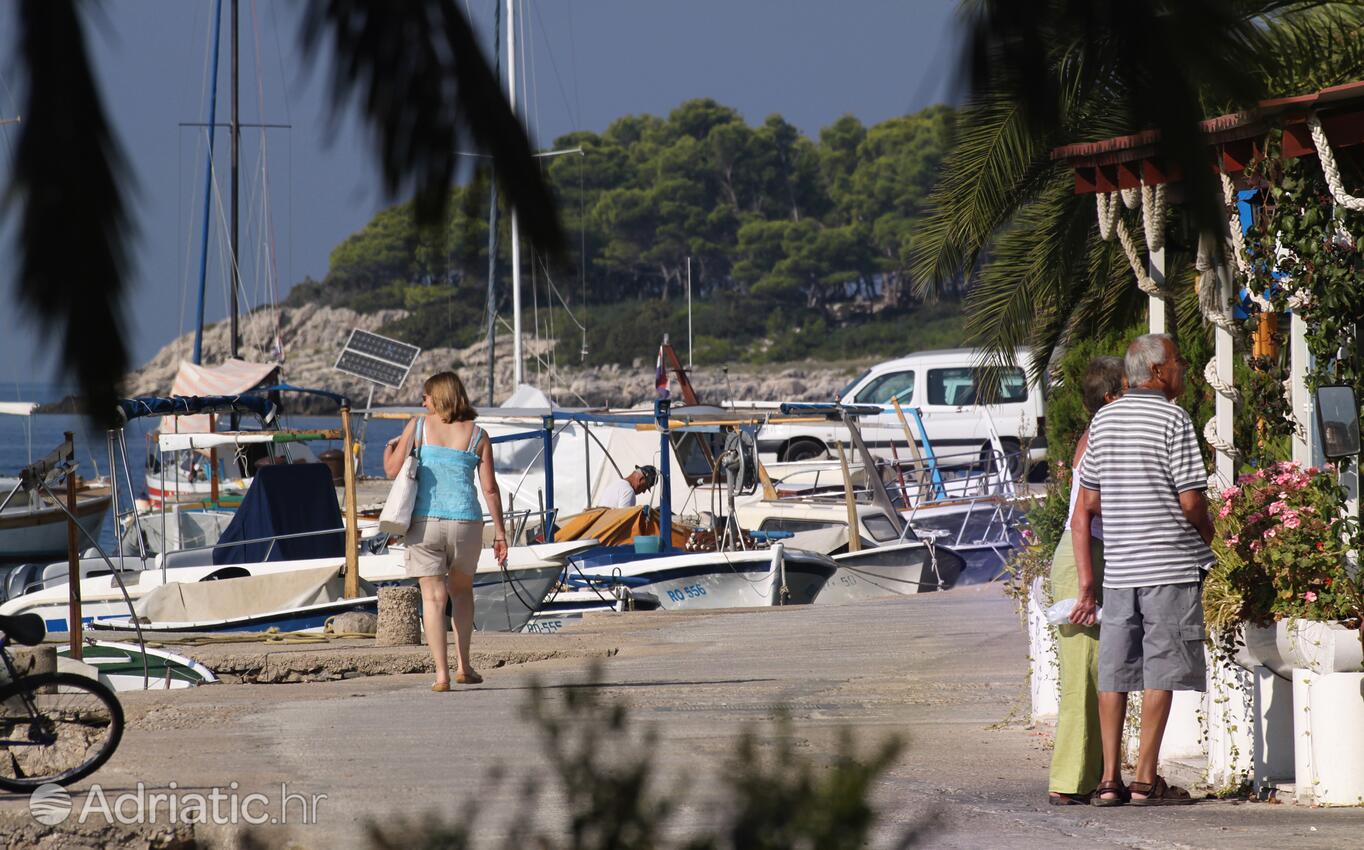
[1206,461,1363,670]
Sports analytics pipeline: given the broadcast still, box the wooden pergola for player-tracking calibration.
[1050,80,1364,485]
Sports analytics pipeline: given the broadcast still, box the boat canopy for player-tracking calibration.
[0,402,38,417]
[212,463,343,565]
[115,394,278,425]
[168,359,280,433]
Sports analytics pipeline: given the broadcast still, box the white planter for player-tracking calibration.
[1026,588,1060,722]
[1252,666,1294,787]
[1293,669,1364,806]
[1204,653,1256,789]
[1242,620,1364,678]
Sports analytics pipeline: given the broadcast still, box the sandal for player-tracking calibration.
[1090,779,1129,807]
[1048,791,1092,806]
[455,670,483,685]
[1128,776,1196,806]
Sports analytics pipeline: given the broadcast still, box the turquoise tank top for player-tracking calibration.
[412,419,486,522]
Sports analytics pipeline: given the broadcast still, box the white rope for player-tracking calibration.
[1221,172,1272,312]
[1308,113,1364,212]
[1096,191,1119,241]
[1121,186,1140,209]
[1195,230,1242,463]
[1141,182,1167,252]
[1115,218,1169,301]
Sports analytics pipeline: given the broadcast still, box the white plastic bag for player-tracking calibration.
[1045,597,1103,625]
[378,419,422,536]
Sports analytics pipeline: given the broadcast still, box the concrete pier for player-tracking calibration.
[3,586,1362,848]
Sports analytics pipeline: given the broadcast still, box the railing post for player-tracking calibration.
[542,415,555,542]
[63,432,82,659]
[656,398,672,549]
[340,404,360,599]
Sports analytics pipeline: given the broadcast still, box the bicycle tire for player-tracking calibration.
[0,672,124,791]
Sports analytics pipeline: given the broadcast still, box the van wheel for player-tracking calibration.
[782,439,827,463]
[979,439,1023,480]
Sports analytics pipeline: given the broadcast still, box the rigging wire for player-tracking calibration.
[249,0,286,360]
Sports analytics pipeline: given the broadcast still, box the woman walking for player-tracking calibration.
[384,371,508,691]
[1048,356,1124,804]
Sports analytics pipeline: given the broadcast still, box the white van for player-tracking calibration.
[755,348,1047,470]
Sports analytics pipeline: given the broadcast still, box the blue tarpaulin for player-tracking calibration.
[212,463,344,565]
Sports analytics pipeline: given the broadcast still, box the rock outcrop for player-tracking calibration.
[123,306,864,411]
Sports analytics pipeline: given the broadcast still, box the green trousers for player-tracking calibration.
[1046,528,1104,795]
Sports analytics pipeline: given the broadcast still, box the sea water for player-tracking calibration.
[0,383,406,557]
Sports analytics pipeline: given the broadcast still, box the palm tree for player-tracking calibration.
[913,1,1364,375]
[5,0,563,428]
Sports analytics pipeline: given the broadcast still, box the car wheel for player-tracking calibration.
[782,438,827,463]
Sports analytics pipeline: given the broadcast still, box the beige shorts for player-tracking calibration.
[405,517,484,578]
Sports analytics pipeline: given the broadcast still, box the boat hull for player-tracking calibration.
[0,496,111,561]
[817,541,962,604]
[573,547,837,610]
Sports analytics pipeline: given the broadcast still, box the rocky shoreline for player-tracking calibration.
[103,305,863,414]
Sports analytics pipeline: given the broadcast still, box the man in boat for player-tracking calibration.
[1070,333,1213,807]
[597,465,658,508]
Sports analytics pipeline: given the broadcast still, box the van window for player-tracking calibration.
[926,367,1028,406]
[854,370,915,404]
[837,369,871,400]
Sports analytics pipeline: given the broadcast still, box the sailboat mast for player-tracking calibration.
[191,0,224,366]
[229,0,240,360]
[485,0,502,406]
[507,0,524,388]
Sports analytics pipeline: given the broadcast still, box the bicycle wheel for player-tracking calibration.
[0,672,124,791]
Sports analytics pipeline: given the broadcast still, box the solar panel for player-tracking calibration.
[333,329,422,389]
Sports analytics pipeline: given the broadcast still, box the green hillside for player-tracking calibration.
[286,99,965,366]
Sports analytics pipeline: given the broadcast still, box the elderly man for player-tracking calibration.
[1070,333,1215,807]
[597,464,658,508]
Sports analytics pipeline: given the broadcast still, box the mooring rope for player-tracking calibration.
[1309,113,1364,212]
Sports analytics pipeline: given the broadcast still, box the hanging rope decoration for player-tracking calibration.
[1195,230,1243,463]
[1094,185,1171,301]
[1308,113,1364,211]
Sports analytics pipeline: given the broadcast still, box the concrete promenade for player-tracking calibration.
[3,585,1363,848]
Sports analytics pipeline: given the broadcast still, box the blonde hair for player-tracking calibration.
[423,371,475,423]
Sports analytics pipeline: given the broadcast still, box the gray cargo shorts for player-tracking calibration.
[1098,580,1206,693]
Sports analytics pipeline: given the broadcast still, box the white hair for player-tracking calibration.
[1126,333,1174,385]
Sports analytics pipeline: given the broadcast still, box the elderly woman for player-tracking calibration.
[1048,356,1124,804]
[384,371,508,691]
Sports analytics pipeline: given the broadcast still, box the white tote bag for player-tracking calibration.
[378,419,423,536]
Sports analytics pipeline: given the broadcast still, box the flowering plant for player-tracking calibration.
[1207,461,1362,631]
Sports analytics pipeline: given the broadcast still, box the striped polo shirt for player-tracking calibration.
[1077,388,1212,588]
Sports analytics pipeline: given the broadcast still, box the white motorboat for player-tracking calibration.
[570,543,837,611]
[0,404,113,561]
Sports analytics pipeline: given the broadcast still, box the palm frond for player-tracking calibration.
[301,0,564,256]
[6,0,130,428]
[910,94,1052,298]
[1253,4,1364,95]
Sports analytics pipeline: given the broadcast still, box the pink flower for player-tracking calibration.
[1220,486,1240,501]
[1265,527,1277,539]
[1316,541,1326,551]
[1268,501,1286,516]
[1250,540,1264,552]
[1303,591,1318,603]
[1218,503,1233,519]
[1254,469,1267,479]
[1247,512,1265,525]
[1283,511,1301,529]
[1226,534,1239,546]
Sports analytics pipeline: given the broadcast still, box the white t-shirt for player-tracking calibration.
[599,478,637,508]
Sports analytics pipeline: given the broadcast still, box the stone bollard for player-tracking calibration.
[375,586,422,646]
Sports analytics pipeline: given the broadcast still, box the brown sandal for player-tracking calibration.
[455,670,483,685]
[1128,776,1196,806]
[1090,780,1129,807]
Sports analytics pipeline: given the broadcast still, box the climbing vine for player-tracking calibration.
[1245,147,1364,400]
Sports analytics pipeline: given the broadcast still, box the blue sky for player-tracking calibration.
[0,0,959,384]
